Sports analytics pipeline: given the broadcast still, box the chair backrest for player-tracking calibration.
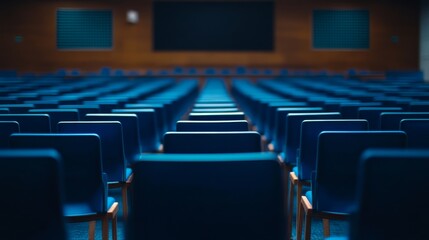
[0,149,66,239]
[0,114,51,133]
[85,114,142,165]
[298,120,368,180]
[9,133,107,213]
[163,131,261,153]
[351,149,429,240]
[188,112,245,120]
[357,107,402,130]
[58,104,100,119]
[176,120,249,132]
[0,121,20,148]
[283,112,341,164]
[29,109,79,132]
[400,119,429,148]
[128,152,286,240]
[380,112,429,130]
[313,131,407,213]
[191,108,239,113]
[272,107,324,152]
[58,121,126,182]
[111,109,159,152]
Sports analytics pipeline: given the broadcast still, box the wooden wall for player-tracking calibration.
[0,0,420,73]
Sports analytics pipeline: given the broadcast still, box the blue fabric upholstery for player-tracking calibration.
[380,112,429,130]
[313,131,407,214]
[58,121,127,182]
[128,152,285,240]
[0,149,67,239]
[351,149,429,240]
[0,121,20,148]
[0,114,51,133]
[188,112,245,120]
[29,109,79,132]
[85,113,142,165]
[298,119,368,180]
[163,131,261,153]
[176,120,249,131]
[400,119,429,148]
[283,112,341,164]
[357,107,402,130]
[272,108,323,152]
[9,133,110,214]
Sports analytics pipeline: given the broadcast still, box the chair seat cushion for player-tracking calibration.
[292,166,299,176]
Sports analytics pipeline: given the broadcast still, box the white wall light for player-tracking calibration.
[127,10,139,24]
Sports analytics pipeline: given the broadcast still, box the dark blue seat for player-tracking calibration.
[85,113,142,165]
[282,112,341,165]
[271,107,324,152]
[128,152,286,240]
[111,109,160,152]
[350,149,429,240]
[191,108,239,113]
[357,107,403,130]
[380,112,429,130]
[0,114,51,133]
[29,109,79,132]
[176,120,249,132]
[124,103,167,140]
[287,119,368,239]
[58,105,100,119]
[297,131,407,240]
[163,131,261,153]
[0,121,20,148]
[0,149,67,240]
[0,104,34,113]
[10,133,118,240]
[400,119,429,148]
[188,112,246,121]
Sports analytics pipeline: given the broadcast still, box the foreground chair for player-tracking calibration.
[128,152,286,240]
[58,121,132,219]
[0,149,67,240]
[350,149,429,240]
[400,119,429,148]
[163,131,261,153]
[288,119,368,239]
[297,131,407,240]
[10,133,118,240]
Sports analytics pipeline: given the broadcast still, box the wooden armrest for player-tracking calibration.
[301,196,313,213]
[268,143,274,152]
[289,171,298,184]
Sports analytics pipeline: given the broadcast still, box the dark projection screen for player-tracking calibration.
[153,2,274,51]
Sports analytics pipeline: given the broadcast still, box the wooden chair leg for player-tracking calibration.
[101,216,109,240]
[112,214,118,240]
[323,219,330,238]
[88,221,96,240]
[287,176,294,240]
[122,185,128,219]
[296,199,304,240]
[295,182,302,240]
[304,211,312,240]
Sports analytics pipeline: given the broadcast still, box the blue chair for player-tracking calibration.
[400,119,429,148]
[270,107,324,152]
[194,103,236,108]
[0,149,67,240]
[287,119,368,239]
[111,109,160,152]
[380,112,429,130]
[0,114,51,133]
[0,104,34,113]
[357,107,402,130]
[128,152,286,240]
[350,149,429,240]
[84,113,142,165]
[58,121,132,219]
[29,109,79,132]
[0,121,20,148]
[188,112,245,120]
[10,133,118,240]
[297,131,407,240]
[176,120,249,132]
[282,112,341,165]
[163,131,261,153]
[0,108,9,113]
[58,105,100,119]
